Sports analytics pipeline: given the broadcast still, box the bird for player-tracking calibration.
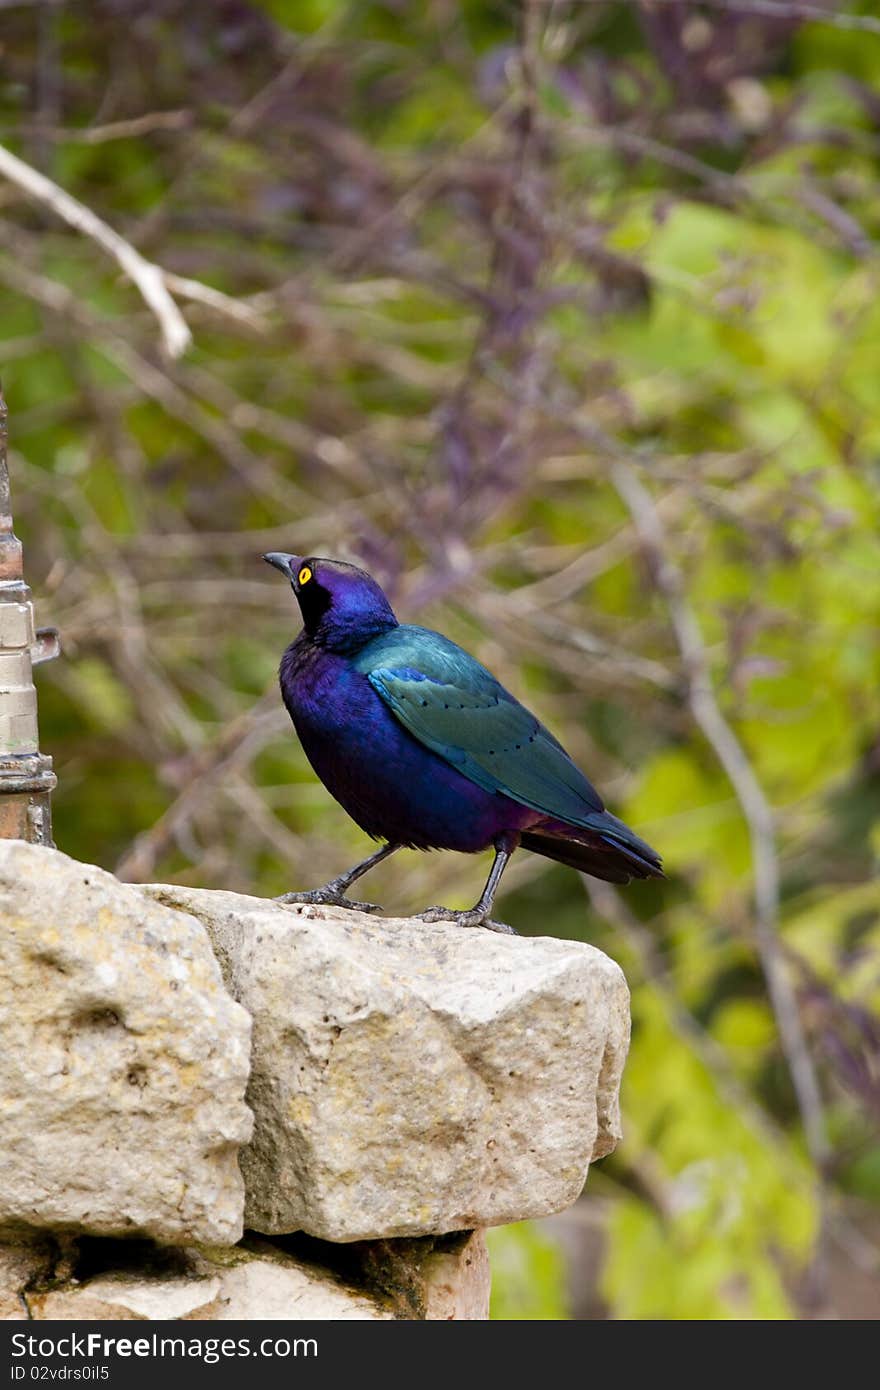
[263,553,662,933]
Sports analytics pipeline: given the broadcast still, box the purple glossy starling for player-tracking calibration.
[264,553,662,933]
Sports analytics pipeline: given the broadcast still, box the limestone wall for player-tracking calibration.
[0,841,630,1320]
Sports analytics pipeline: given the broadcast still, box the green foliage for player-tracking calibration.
[487,1223,570,1321]
[602,991,816,1319]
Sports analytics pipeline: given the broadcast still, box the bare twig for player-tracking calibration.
[609,457,830,1172]
[0,249,304,512]
[603,0,880,38]
[0,140,192,357]
[161,272,268,332]
[115,691,285,882]
[557,120,876,259]
[584,877,795,1154]
[13,110,192,145]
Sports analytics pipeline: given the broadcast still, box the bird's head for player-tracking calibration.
[263,553,398,651]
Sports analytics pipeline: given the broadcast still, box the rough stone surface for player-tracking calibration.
[421,1231,490,1320]
[0,1239,54,1320]
[200,1251,392,1321]
[4,1232,487,1321]
[0,843,253,1246]
[355,1230,491,1319]
[146,886,630,1243]
[24,1243,393,1321]
[27,1274,222,1322]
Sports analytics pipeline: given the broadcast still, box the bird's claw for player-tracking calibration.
[415,905,518,935]
[483,918,518,936]
[275,889,383,914]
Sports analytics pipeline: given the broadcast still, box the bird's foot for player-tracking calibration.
[275,888,382,915]
[415,905,518,936]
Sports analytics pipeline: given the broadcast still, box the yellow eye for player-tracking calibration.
[298,565,312,586]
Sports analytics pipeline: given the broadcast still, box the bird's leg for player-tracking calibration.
[416,832,519,935]
[276,842,401,914]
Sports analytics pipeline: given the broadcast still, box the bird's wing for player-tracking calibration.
[358,625,605,825]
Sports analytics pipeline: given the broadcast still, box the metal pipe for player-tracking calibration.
[0,388,58,844]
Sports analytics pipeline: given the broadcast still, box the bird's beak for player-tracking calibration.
[263,552,301,580]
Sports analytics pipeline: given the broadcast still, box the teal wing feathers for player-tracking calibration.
[356,625,606,825]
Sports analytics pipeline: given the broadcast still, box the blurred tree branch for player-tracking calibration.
[610,457,830,1173]
[0,140,193,357]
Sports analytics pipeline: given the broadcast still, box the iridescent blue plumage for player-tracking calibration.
[264,552,662,931]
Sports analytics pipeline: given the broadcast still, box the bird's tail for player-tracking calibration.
[521,810,663,885]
